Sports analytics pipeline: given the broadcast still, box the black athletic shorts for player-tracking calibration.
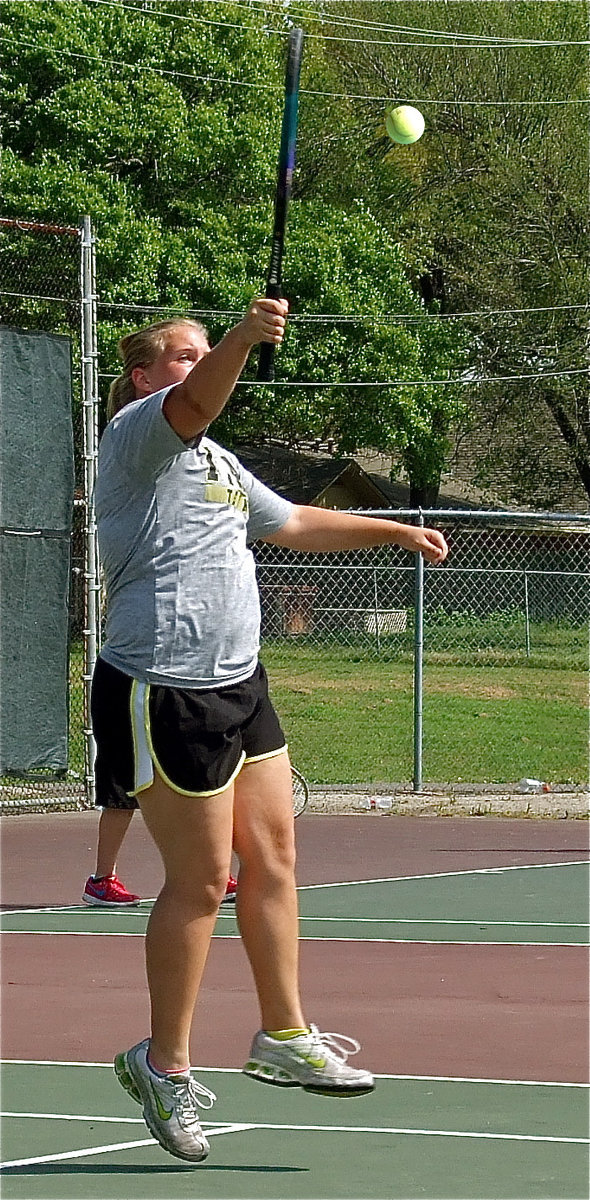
[91,656,287,808]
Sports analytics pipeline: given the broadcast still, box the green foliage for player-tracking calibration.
[1,0,469,494]
[298,0,589,504]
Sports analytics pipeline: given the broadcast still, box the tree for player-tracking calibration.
[292,0,589,506]
[1,0,470,501]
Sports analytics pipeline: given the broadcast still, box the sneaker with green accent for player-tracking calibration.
[114,1039,216,1162]
[242,1025,375,1096]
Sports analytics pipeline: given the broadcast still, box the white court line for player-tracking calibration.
[2,1111,146,1123]
[292,917,588,927]
[2,1060,588,1087]
[4,913,588,928]
[0,1124,253,1170]
[215,1122,590,1144]
[0,1116,586,1169]
[3,909,586,928]
[0,930,145,937]
[2,860,588,919]
[1,930,586,946]
[0,1139,155,1169]
[0,1112,243,1127]
[0,903,156,917]
[296,859,590,891]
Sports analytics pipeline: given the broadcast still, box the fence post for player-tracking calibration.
[80,215,100,808]
[524,570,531,657]
[413,510,424,792]
[372,567,381,654]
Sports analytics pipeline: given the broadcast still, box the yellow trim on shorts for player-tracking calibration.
[243,744,289,765]
[148,749,247,798]
[128,680,154,797]
[140,683,247,798]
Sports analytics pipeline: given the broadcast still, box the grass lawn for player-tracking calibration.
[262,644,588,787]
[8,640,581,796]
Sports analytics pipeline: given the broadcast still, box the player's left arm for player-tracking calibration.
[264,505,448,564]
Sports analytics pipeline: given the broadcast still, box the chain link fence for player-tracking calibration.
[1,216,588,809]
[255,514,589,666]
[255,512,589,788]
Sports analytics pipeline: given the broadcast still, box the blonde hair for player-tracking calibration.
[107,318,209,421]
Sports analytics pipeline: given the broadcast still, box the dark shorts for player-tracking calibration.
[91,657,287,808]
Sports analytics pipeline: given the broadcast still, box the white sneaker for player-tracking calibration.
[243,1025,375,1095]
[114,1039,216,1162]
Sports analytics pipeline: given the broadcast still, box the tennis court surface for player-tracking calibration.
[1,812,588,1198]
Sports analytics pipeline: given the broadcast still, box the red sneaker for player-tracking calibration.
[82,874,141,907]
[221,875,238,905]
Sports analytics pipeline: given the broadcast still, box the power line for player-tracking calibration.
[237,0,587,43]
[86,0,589,47]
[89,0,287,40]
[98,367,588,386]
[2,292,586,322]
[212,0,566,36]
[94,299,589,322]
[0,35,279,91]
[3,36,587,104]
[235,368,588,386]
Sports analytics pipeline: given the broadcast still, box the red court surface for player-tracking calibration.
[2,809,588,901]
[1,812,588,1083]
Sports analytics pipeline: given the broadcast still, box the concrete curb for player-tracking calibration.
[306,787,590,819]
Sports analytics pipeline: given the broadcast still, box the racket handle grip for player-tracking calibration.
[257,342,275,382]
[256,282,282,382]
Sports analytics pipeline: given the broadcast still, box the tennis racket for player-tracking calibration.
[257,26,304,383]
[292,765,309,818]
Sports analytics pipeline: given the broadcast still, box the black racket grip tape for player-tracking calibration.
[257,341,275,382]
[256,282,282,382]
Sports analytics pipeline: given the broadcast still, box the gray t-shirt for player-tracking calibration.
[96,388,293,687]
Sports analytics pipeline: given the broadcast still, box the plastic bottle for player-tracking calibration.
[517,778,551,794]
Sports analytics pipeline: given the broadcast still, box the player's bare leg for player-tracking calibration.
[232,752,306,1031]
[95,807,134,878]
[234,753,375,1096]
[136,773,234,1071]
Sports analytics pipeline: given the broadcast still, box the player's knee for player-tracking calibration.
[243,828,297,881]
[161,868,229,913]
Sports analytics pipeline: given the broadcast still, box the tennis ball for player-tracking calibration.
[385,105,425,145]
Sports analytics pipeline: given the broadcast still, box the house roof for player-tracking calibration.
[232,441,485,510]
[232,442,365,505]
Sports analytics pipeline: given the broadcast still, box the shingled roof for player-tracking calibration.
[232,441,485,510]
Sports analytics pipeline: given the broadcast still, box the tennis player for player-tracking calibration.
[93,296,448,1163]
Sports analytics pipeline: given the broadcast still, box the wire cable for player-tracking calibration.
[218,0,586,42]
[94,298,590,322]
[86,0,590,47]
[97,367,588,386]
[2,36,586,104]
[236,367,589,386]
[2,290,586,323]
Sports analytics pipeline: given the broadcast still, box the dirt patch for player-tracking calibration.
[425,681,517,699]
[274,676,407,695]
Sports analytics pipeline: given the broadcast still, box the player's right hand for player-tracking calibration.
[240,297,289,346]
[416,528,449,564]
[395,524,449,563]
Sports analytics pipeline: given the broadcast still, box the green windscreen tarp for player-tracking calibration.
[0,327,74,775]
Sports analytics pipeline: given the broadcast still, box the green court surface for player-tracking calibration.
[1,1063,588,1199]
[2,861,588,945]
[2,859,588,1197]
